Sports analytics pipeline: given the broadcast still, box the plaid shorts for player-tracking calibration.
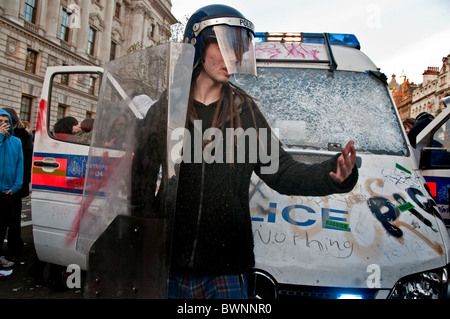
[168,271,248,299]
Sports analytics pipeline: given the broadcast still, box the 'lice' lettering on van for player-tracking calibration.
[251,202,350,232]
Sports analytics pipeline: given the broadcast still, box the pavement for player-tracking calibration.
[0,196,83,299]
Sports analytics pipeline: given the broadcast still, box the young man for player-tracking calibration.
[132,5,358,299]
[0,109,24,268]
[3,108,33,258]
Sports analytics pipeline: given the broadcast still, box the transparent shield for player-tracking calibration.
[76,43,194,297]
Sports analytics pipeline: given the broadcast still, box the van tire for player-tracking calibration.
[28,257,69,291]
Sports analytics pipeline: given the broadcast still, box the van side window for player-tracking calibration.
[430,117,450,167]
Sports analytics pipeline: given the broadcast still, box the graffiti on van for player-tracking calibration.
[250,166,445,261]
[253,227,355,259]
[367,189,440,238]
[255,42,323,61]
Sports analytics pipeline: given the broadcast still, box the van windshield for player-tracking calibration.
[239,68,407,155]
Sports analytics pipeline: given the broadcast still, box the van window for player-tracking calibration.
[239,68,407,155]
[48,71,101,145]
[431,117,450,167]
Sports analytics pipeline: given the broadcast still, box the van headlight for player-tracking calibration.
[389,267,448,299]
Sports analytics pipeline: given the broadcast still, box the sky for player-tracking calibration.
[170,0,450,85]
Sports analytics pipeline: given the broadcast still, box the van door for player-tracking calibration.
[32,66,103,269]
[417,97,450,227]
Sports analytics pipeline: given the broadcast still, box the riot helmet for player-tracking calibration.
[183,4,257,84]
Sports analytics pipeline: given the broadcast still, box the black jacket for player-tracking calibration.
[13,128,33,197]
[132,87,358,275]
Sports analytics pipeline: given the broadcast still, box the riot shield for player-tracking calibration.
[76,42,194,298]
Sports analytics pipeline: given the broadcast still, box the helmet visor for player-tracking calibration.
[213,25,257,84]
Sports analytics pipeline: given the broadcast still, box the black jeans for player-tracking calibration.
[0,192,14,256]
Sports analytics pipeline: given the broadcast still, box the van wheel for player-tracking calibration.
[28,258,69,291]
[44,264,70,291]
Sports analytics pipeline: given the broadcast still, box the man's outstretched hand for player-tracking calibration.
[330,140,356,184]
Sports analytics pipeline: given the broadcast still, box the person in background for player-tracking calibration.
[0,109,23,268]
[76,118,95,144]
[21,120,33,136]
[408,112,434,148]
[80,118,94,133]
[2,108,33,260]
[53,116,81,141]
[104,115,127,149]
[402,118,415,135]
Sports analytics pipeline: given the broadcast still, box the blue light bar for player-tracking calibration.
[254,32,361,49]
[254,36,265,43]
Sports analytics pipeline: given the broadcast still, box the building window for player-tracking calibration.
[20,96,33,122]
[57,105,67,121]
[25,49,37,73]
[60,8,70,42]
[88,76,96,95]
[110,42,117,61]
[88,27,96,56]
[150,24,155,38]
[24,0,38,23]
[86,111,95,119]
[115,2,121,19]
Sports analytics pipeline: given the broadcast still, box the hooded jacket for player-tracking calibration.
[0,109,24,194]
[132,86,358,275]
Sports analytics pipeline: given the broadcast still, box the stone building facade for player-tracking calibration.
[0,0,177,128]
[390,54,450,121]
[410,56,450,119]
[388,72,417,121]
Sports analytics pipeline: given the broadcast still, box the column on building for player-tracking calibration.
[129,5,146,49]
[75,0,91,57]
[98,0,114,65]
[2,0,21,24]
[43,0,61,44]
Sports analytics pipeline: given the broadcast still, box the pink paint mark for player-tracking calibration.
[65,151,128,246]
[256,43,284,59]
[282,43,320,60]
[36,99,48,136]
[256,42,321,61]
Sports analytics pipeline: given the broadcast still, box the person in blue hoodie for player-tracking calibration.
[0,109,23,268]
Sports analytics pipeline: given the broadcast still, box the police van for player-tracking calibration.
[32,35,450,298]
[242,32,450,299]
